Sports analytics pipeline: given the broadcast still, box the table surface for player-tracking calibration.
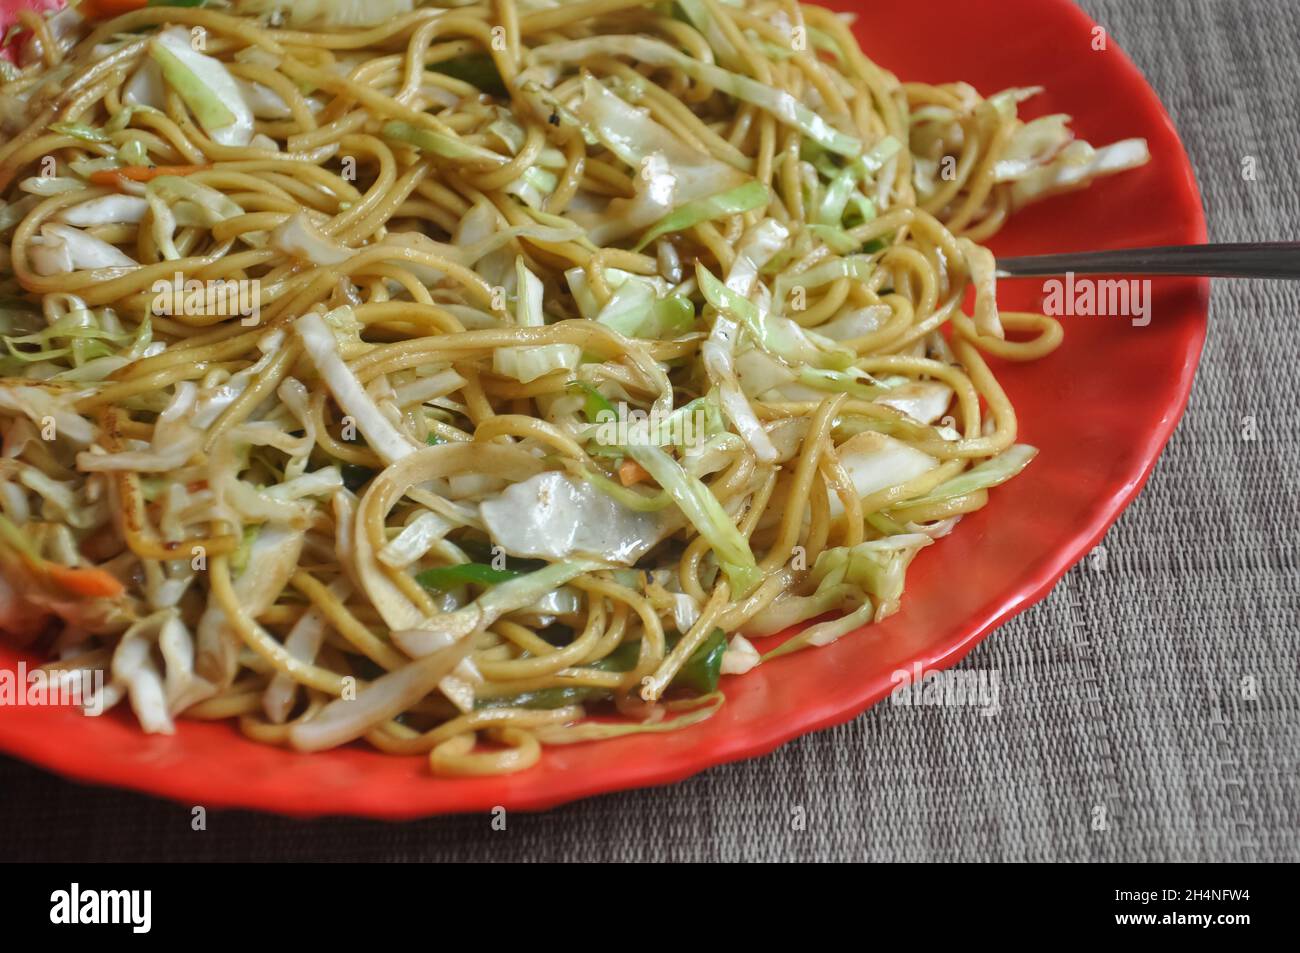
[2,0,1297,862]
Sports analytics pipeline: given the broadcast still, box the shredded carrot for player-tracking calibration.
[88,164,211,190]
[47,564,126,600]
[618,459,652,487]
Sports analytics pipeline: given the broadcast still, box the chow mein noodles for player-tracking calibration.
[0,0,1149,775]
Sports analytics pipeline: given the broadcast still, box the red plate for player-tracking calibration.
[0,0,1207,816]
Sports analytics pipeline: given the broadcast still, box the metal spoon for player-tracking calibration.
[996,242,1300,279]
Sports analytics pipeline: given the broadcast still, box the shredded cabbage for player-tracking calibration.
[1010,138,1150,210]
[494,258,581,382]
[831,432,939,518]
[393,559,606,654]
[294,310,421,464]
[272,212,353,265]
[57,195,149,227]
[697,263,854,371]
[560,77,749,243]
[150,27,253,148]
[750,534,933,652]
[773,255,874,312]
[28,224,138,275]
[533,37,863,156]
[633,180,769,252]
[481,471,666,565]
[899,444,1037,507]
[289,639,470,752]
[624,442,761,597]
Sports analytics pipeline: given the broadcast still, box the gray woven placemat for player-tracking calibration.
[1,0,1296,862]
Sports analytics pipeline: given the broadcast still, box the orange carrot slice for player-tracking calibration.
[618,459,652,487]
[88,164,211,190]
[47,564,126,600]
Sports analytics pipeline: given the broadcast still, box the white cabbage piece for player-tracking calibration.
[720,633,761,675]
[156,611,210,715]
[1010,138,1150,210]
[124,58,166,110]
[288,639,469,753]
[874,381,953,425]
[237,78,293,119]
[195,522,305,686]
[263,578,350,724]
[0,385,95,445]
[480,471,666,565]
[815,305,891,341]
[392,559,604,654]
[897,444,1038,509]
[703,219,790,463]
[830,432,939,518]
[994,113,1074,181]
[378,510,456,568]
[564,76,748,244]
[744,534,933,643]
[294,309,421,465]
[272,212,354,266]
[493,258,580,382]
[150,27,254,148]
[76,382,203,472]
[28,223,138,275]
[958,238,1004,339]
[110,616,174,734]
[56,195,149,227]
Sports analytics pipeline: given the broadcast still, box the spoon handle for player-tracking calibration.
[996,242,1300,279]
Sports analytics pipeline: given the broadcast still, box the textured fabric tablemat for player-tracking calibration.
[1,0,1297,862]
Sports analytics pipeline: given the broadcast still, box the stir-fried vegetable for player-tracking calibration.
[149,27,253,147]
[294,310,421,464]
[0,513,125,600]
[697,263,854,371]
[533,36,864,156]
[624,442,761,597]
[429,53,507,97]
[494,258,581,381]
[416,563,521,591]
[477,627,728,710]
[633,180,769,252]
[899,444,1038,507]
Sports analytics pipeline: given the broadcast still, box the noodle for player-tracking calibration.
[0,0,1149,775]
